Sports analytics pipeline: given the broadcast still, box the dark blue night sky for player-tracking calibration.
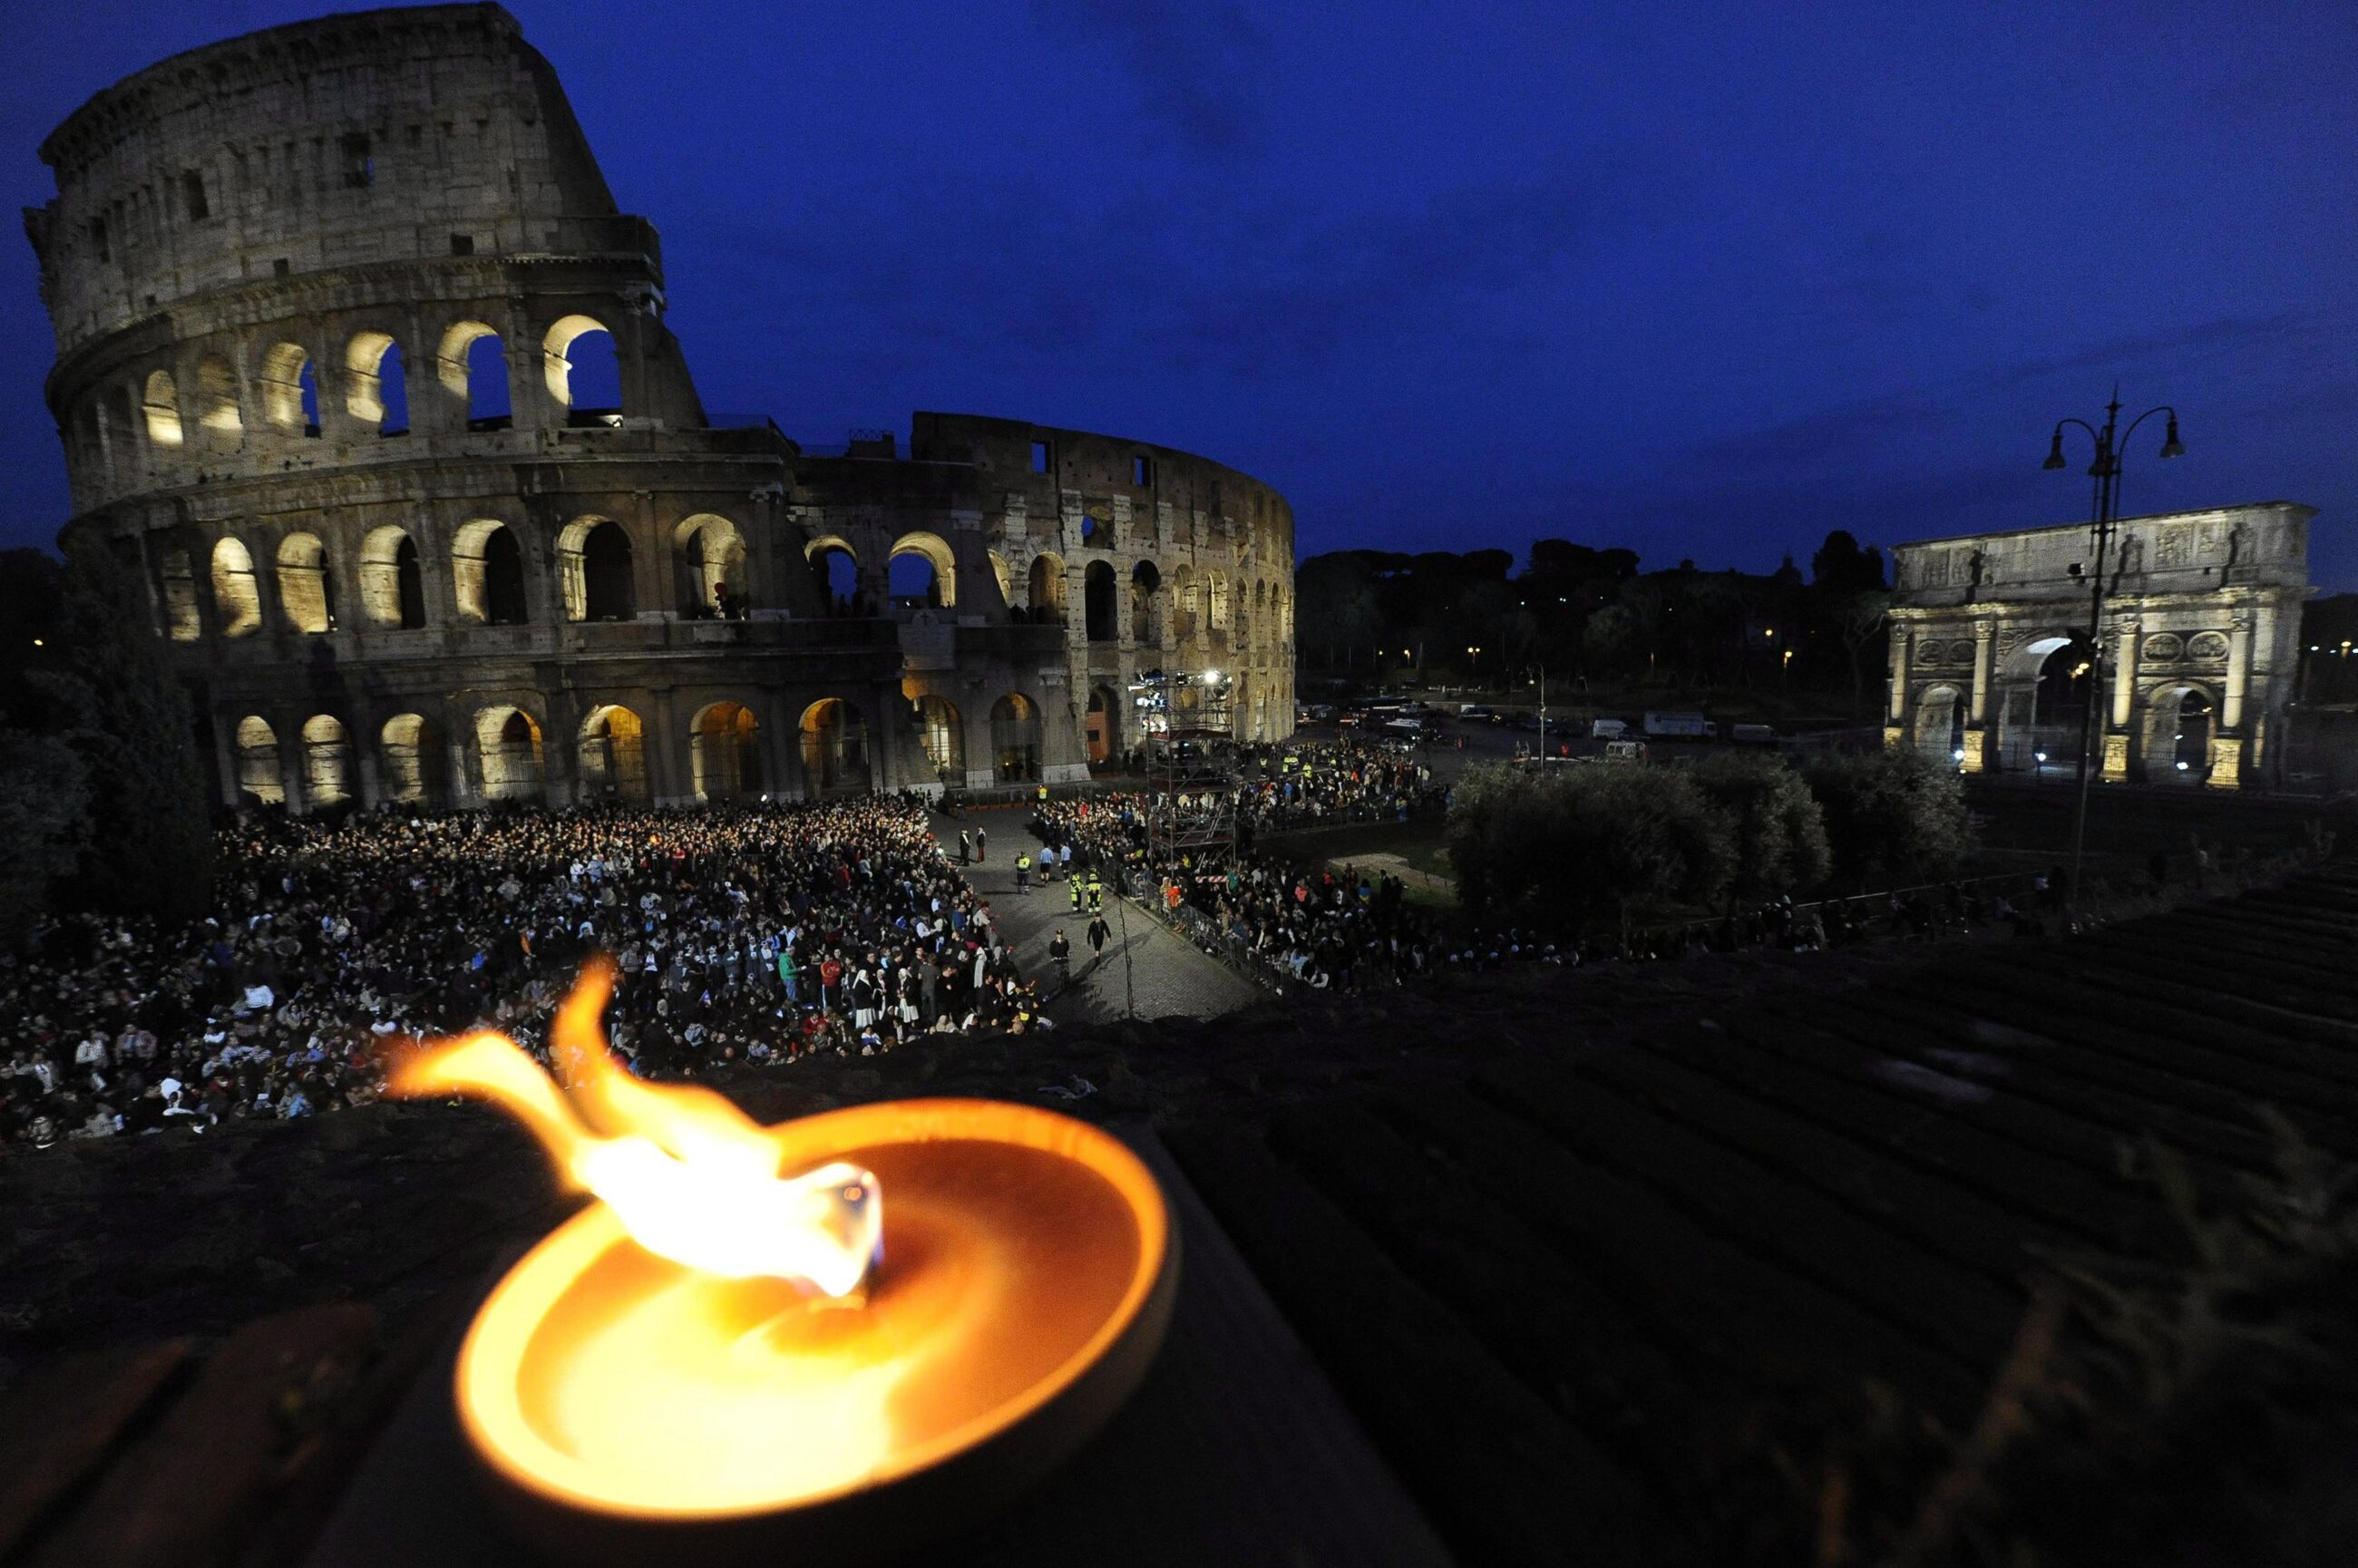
[5,2,2353,585]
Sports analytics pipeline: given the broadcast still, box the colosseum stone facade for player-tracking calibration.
[25,4,1295,813]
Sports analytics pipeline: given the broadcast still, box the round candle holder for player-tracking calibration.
[454,1097,1178,1566]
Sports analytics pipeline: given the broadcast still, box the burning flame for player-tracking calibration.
[388,959,881,1297]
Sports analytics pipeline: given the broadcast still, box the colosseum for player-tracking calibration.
[24,3,1296,812]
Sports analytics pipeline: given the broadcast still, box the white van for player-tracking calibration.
[1590,717,1628,740]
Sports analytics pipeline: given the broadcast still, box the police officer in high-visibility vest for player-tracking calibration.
[1068,872,1085,914]
[1085,872,1105,916]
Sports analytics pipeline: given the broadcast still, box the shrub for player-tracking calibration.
[1448,763,1732,929]
[1802,746,1971,891]
[1691,751,1832,902]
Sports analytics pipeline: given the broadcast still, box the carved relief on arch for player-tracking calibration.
[1944,639,1976,665]
[2140,633,2185,663]
[2185,631,2230,664]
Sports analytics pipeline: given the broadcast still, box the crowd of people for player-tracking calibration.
[0,796,1042,1150]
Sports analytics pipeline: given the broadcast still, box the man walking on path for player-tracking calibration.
[1015,858,1029,893]
[958,829,970,865]
[1048,929,1072,989]
[976,827,988,863]
[1086,913,1110,959]
[1038,846,1056,884]
[1086,872,1105,917]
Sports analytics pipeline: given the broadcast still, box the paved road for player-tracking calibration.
[931,811,1264,1024]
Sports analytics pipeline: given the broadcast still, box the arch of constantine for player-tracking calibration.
[1885,502,2312,789]
[26,5,1294,813]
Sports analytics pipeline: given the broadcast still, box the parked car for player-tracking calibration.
[1458,704,1494,719]
[1642,711,1718,739]
[1590,717,1629,740]
[1730,723,1778,745]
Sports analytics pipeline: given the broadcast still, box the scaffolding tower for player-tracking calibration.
[1131,669,1239,868]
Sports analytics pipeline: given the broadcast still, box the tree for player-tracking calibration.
[34,552,216,924]
[1811,530,1886,593]
[1691,752,1831,902]
[1448,762,1732,929]
[1293,553,1381,669]
[1802,746,1971,891]
[0,731,88,947]
[1832,588,1892,719]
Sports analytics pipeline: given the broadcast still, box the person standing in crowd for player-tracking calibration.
[1068,873,1085,916]
[1037,845,1056,884]
[958,829,971,865]
[975,827,988,863]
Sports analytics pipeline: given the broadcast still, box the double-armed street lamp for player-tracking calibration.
[2041,389,2184,905]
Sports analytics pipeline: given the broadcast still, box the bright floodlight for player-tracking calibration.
[1203,668,1223,685]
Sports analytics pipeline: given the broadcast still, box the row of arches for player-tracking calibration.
[162,513,749,639]
[908,693,1041,785]
[786,533,1290,651]
[1906,634,2222,782]
[229,696,887,811]
[73,315,620,482]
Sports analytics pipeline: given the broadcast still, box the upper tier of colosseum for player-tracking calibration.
[25,4,625,359]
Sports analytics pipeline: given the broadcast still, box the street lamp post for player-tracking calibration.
[2041,388,2184,908]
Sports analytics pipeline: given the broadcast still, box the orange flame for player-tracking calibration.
[389,959,881,1296]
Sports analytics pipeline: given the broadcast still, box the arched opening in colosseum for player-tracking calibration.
[301,715,353,805]
[1084,560,1118,643]
[101,385,135,467]
[1130,560,1161,644]
[1207,571,1232,637]
[888,531,955,610]
[258,342,319,436]
[1028,552,1067,624]
[210,536,262,638]
[675,515,747,618]
[153,539,202,641]
[1171,565,1199,642]
[557,517,636,622]
[806,536,861,614]
[276,532,336,633]
[912,694,963,783]
[543,315,620,418]
[799,699,870,794]
[437,321,511,427]
[1086,685,1120,765]
[379,714,449,807]
[358,525,426,628]
[141,370,183,448]
[73,404,104,479]
[195,355,243,449]
[235,716,284,805]
[344,331,410,435]
[453,521,530,625]
[990,694,1041,784]
[1234,580,1254,647]
[691,701,764,801]
[476,706,544,801]
[578,705,649,802]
